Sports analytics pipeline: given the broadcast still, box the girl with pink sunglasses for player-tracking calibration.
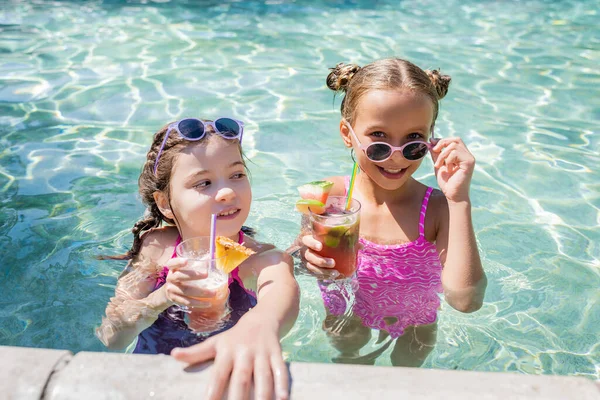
[291,58,487,366]
[97,118,299,400]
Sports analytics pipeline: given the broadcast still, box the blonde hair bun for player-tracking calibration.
[326,62,362,92]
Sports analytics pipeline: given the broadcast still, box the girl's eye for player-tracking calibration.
[407,132,425,140]
[231,172,246,179]
[194,180,210,189]
[369,131,386,138]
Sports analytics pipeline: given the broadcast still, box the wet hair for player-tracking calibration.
[326,58,451,131]
[99,120,252,261]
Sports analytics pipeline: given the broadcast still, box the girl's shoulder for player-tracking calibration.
[241,234,276,255]
[242,236,292,264]
[426,188,449,232]
[138,225,180,266]
[322,175,347,196]
[237,235,293,280]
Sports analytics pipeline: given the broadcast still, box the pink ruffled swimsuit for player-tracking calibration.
[320,177,443,339]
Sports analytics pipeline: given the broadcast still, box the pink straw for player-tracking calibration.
[209,213,217,259]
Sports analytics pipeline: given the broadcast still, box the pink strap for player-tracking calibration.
[171,235,182,258]
[346,175,432,237]
[419,187,434,237]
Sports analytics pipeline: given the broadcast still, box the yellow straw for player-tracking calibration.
[345,161,359,210]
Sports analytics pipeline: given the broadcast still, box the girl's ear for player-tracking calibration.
[339,120,353,148]
[153,191,174,220]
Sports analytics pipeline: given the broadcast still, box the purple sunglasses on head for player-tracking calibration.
[153,117,244,175]
[344,120,435,162]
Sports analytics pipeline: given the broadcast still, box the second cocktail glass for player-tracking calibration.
[309,195,361,279]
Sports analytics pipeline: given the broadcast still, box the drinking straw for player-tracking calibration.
[209,213,217,259]
[345,161,359,210]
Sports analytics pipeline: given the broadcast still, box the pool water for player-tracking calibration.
[1,0,598,378]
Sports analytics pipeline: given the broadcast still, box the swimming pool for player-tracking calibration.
[0,0,598,378]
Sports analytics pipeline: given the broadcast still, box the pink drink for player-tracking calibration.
[176,237,230,335]
[185,272,230,334]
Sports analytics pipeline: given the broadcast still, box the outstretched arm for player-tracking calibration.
[172,249,300,400]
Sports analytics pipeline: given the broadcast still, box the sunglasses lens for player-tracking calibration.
[403,142,429,160]
[365,143,392,161]
[178,119,205,139]
[214,118,241,138]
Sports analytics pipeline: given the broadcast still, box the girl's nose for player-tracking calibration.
[389,148,406,163]
[215,186,236,202]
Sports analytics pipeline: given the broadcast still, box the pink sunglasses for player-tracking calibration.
[345,120,435,162]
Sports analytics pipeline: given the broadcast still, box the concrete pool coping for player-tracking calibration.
[2,345,598,399]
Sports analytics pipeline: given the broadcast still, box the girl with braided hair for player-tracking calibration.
[97,117,298,400]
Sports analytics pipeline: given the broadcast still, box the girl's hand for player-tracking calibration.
[300,234,340,280]
[430,137,475,203]
[164,257,226,308]
[172,313,290,400]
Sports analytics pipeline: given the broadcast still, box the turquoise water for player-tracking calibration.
[1,0,598,378]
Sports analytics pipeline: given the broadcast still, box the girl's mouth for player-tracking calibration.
[216,208,241,220]
[377,166,407,179]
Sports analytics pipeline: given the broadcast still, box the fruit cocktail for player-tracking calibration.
[309,196,361,279]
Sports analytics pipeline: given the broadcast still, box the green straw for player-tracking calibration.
[345,161,359,210]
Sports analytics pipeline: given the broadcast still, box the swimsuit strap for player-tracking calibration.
[345,175,433,238]
[419,187,434,238]
[171,235,182,259]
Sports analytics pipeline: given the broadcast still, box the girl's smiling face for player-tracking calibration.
[161,136,251,240]
[342,89,435,190]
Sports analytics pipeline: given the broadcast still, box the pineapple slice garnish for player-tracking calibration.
[214,236,256,273]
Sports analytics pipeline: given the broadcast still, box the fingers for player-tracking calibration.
[431,138,475,170]
[432,137,461,152]
[223,353,253,400]
[165,272,220,307]
[434,142,459,169]
[305,263,340,280]
[301,236,335,268]
[165,257,188,272]
[303,247,335,268]
[271,353,290,400]
[301,235,322,251]
[253,356,273,400]
[206,352,235,400]
[171,337,217,364]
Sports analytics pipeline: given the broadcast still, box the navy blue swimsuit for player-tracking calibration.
[133,232,257,354]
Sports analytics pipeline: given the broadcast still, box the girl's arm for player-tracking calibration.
[96,228,179,350]
[241,249,300,337]
[430,137,487,313]
[96,256,173,350]
[435,195,487,313]
[171,249,300,400]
